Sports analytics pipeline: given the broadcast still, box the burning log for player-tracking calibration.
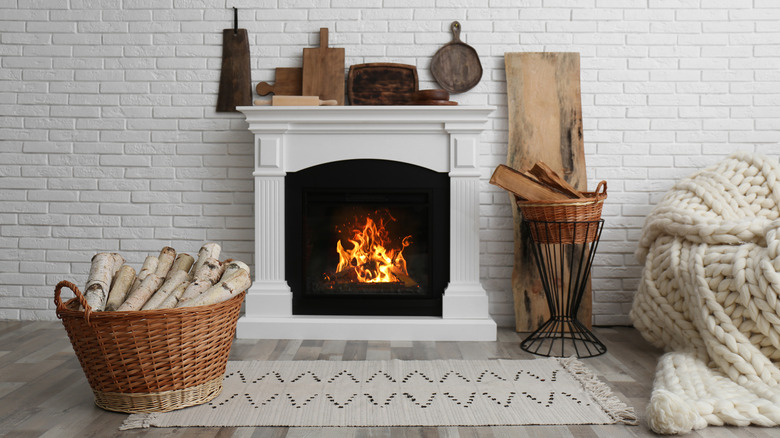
[389,266,418,288]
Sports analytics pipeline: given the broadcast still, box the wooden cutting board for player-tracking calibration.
[504,52,591,332]
[347,63,418,105]
[216,28,252,112]
[256,67,303,96]
[431,21,483,94]
[302,28,345,105]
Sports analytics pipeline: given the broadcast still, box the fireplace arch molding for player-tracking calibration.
[286,159,449,316]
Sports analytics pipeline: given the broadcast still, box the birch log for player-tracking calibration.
[154,246,176,279]
[141,270,189,310]
[176,268,250,308]
[220,260,250,280]
[129,255,158,294]
[117,274,164,311]
[178,258,223,302]
[104,265,136,311]
[84,252,125,311]
[167,253,194,280]
[189,243,221,280]
[157,281,191,309]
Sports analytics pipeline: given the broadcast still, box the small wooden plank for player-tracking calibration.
[256,67,303,96]
[302,28,345,105]
[505,52,592,332]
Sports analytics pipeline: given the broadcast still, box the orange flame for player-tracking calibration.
[335,217,412,283]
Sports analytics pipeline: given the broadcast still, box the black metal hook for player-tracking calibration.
[233,7,238,35]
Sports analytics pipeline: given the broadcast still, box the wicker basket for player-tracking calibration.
[54,280,245,414]
[516,181,607,244]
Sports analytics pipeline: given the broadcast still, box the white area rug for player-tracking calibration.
[122,358,637,429]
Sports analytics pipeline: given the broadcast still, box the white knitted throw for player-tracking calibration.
[630,152,780,435]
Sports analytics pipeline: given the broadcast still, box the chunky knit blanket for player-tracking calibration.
[630,152,780,434]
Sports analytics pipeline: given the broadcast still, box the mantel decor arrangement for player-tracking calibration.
[55,243,251,414]
[251,22,480,107]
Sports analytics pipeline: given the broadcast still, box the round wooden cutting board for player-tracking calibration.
[431,21,483,94]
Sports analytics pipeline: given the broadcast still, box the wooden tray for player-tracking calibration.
[347,63,418,105]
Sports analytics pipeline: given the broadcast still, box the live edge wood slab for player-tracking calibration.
[504,52,592,332]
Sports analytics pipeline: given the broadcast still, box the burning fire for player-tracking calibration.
[334,215,415,285]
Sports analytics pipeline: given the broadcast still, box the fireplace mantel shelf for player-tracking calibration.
[237,105,497,341]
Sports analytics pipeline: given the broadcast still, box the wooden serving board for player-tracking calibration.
[216,28,252,112]
[431,21,482,94]
[302,28,345,105]
[504,52,592,332]
[256,67,303,96]
[347,63,418,105]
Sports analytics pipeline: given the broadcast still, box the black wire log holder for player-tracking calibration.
[520,219,607,358]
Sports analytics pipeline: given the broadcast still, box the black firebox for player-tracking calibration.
[286,159,449,316]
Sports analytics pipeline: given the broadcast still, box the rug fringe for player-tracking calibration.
[120,413,155,430]
[558,356,639,426]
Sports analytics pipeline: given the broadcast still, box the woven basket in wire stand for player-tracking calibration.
[515,180,607,244]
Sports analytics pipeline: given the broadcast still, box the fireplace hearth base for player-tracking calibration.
[237,106,497,341]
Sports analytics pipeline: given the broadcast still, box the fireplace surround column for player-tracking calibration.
[237,106,497,341]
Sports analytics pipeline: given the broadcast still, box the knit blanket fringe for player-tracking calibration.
[631,152,780,434]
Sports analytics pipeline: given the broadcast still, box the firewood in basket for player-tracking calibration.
[104,265,136,311]
[167,253,194,280]
[154,246,177,279]
[189,243,221,281]
[528,161,585,199]
[178,257,224,302]
[176,268,251,308]
[141,270,189,310]
[117,273,164,311]
[84,252,125,311]
[176,261,249,308]
[219,260,250,280]
[128,255,158,295]
[157,281,191,309]
[489,164,571,202]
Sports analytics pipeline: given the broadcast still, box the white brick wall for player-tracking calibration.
[2,1,779,325]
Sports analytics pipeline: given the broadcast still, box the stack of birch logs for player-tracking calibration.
[82,243,251,312]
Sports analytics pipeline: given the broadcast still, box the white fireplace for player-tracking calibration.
[236,105,496,341]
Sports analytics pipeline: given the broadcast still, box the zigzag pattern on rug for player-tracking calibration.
[121,358,637,429]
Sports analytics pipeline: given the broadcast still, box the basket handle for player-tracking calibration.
[594,180,607,197]
[55,280,94,325]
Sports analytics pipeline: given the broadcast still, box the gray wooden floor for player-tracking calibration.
[0,321,776,437]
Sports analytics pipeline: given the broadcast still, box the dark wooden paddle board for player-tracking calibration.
[302,28,345,105]
[431,21,482,94]
[216,24,252,112]
[504,52,592,332]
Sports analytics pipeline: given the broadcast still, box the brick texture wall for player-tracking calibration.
[2,0,779,325]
